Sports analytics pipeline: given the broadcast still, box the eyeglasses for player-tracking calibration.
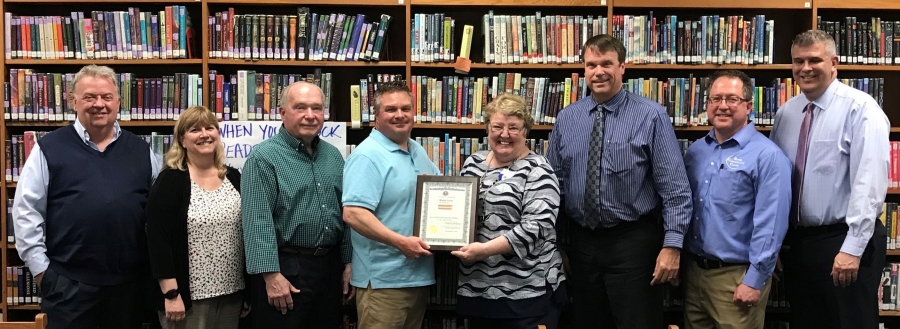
[707,96,748,106]
[490,125,523,135]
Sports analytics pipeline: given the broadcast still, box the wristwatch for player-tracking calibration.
[164,289,179,300]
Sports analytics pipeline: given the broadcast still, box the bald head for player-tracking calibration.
[280,81,325,110]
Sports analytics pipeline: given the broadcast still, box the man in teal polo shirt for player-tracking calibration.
[343,81,441,329]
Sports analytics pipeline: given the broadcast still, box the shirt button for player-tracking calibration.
[705,180,709,184]
[710,162,715,166]
[322,205,325,208]
[699,198,703,202]
[695,217,699,220]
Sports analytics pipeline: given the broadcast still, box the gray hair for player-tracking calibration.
[71,64,119,94]
[792,30,837,57]
[279,81,324,109]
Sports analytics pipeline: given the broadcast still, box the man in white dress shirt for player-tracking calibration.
[770,29,889,329]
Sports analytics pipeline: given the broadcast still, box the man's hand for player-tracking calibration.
[34,272,44,286]
[451,242,490,263]
[651,247,680,285]
[342,263,355,302]
[164,295,186,322]
[396,236,432,259]
[733,283,761,308]
[832,252,860,287]
[263,272,301,315]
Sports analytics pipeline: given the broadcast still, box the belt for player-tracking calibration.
[278,246,333,256]
[688,253,749,270]
[792,222,849,236]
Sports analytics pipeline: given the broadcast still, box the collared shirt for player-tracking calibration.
[546,89,693,248]
[342,129,441,289]
[241,126,350,275]
[770,79,890,257]
[12,120,162,276]
[684,123,792,290]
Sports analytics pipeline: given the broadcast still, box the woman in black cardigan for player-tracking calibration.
[147,106,249,329]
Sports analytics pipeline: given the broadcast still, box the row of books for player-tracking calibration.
[470,13,607,65]
[4,69,203,122]
[612,14,775,65]
[818,17,900,66]
[208,69,337,121]
[6,266,38,306]
[5,7,192,60]
[208,8,392,62]
[4,132,173,182]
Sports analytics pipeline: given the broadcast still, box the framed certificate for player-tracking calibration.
[413,175,479,251]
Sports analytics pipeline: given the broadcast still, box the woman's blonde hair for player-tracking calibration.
[483,93,534,135]
[165,106,227,178]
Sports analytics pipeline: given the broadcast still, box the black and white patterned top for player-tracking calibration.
[186,178,245,300]
[458,151,565,300]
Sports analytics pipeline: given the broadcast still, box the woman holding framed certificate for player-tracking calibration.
[451,93,568,329]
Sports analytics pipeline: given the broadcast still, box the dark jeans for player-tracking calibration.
[565,215,665,329]
[465,301,563,329]
[250,248,343,329]
[40,267,143,329]
[785,220,886,329]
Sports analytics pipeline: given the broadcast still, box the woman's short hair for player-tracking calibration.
[165,106,227,178]
[483,93,535,134]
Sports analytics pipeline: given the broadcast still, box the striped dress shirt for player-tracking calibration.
[547,89,693,248]
[770,79,890,257]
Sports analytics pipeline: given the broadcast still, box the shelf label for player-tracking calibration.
[804,2,810,7]
[398,0,404,3]
[601,0,607,4]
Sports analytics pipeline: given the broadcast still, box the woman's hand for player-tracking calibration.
[451,242,490,263]
[164,295,186,322]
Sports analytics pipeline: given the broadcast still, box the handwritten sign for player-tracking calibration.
[219,121,347,171]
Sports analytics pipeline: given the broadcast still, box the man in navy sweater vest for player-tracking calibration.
[11,64,162,329]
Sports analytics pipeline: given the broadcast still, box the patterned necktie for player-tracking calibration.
[790,103,814,224]
[583,104,605,229]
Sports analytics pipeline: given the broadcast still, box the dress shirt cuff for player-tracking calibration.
[24,253,49,276]
[741,265,767,291]
[663,232,684,249]
[840,235,868,257]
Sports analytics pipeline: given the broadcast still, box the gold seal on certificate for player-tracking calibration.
[413,175,479,251]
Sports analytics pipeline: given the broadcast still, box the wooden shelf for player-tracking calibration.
[7,305,40,311]
[120,121,177,127]
[5,121,178,127]
[672,125,773,132]
[815,0,900,10]
[612,0,810,8]
[6,182,16,188]
[837,65,900,72]
[5,121,68,127]
[412,62,583,69]
[6,244,13,249]
[5,0,196,2]
[410,0,603,6]
[207,59,406,67]
[5,59,201,65]
[626,64,792,70]
[887,250,900,256]
[881,310,900,316]
[208,0,403,4]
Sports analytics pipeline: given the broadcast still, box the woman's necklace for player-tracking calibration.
[487,150,529,168]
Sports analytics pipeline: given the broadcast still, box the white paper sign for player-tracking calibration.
[219,121,347,171]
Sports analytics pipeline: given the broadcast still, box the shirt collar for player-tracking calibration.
[704,122,756,149]
[277,125,319,152]
[73,118,121,146]
[589,88,627,114]
[370,128,409,153]
[808,79,841,111]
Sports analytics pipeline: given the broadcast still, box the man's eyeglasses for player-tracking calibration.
[707,96,748,106]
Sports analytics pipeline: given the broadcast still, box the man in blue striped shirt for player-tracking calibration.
[546,34,693,329]
[682,70,791,329]
[770,30,889,329]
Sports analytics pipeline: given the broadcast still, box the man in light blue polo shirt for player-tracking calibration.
[342,81,441,329]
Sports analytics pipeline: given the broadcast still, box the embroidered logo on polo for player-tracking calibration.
[725,155,744,170]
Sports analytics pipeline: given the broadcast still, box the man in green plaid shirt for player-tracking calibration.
[241,81,352,329]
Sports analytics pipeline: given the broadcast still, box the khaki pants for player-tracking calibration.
[356,283,429,329]
[683,259,772,329]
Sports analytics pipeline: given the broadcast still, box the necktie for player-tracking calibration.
[583,104,605,229]
[790,103,814,224]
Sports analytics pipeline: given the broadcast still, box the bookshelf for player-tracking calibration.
[0,0,898,327]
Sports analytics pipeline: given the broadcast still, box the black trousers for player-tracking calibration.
[250,248,343,329]
[40,267,143,329]
[466,304,563,329]
[784,220,886,329]
[565,215,664,329]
